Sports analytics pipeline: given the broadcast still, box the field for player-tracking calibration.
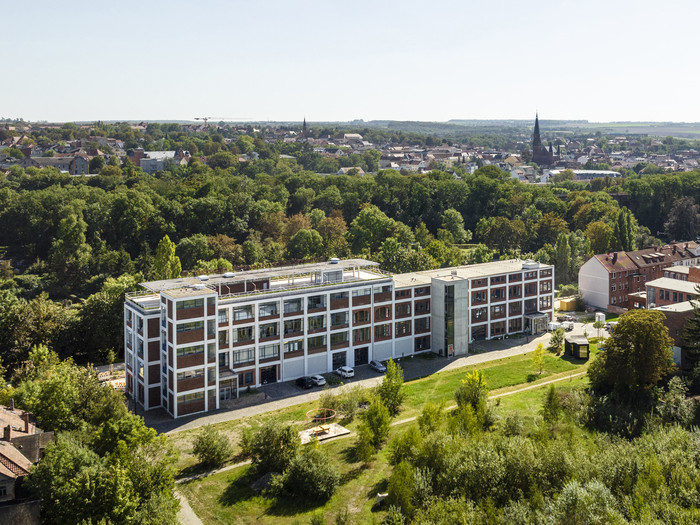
[174,346,598,523]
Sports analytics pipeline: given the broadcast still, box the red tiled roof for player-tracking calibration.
[594,252,637,273]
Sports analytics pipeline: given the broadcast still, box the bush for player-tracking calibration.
[389,426,423,466]
[192,425,233,469]
[241,420,299,474]
[502,413,524,437]
[541,385,562,425]
[268,446,339,503]
[417,401,445,436]
[387,461,415,517]
[557,284,578,297]
[356,397,391,462]
[454,369,488,410]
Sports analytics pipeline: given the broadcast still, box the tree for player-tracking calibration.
[192,425,233,469]
[48,204,92,290]
[588,310,675,397]
[656,376,694,427]
[665,196,700,241]
[177,234,214,271]
[89,156,105,173]
[152,235,181,280]
[241,420,300,474]
[548,327,565,354]
[377,359,405,416]
[683,290,700,370]
[585,221,614,254]
[554,233,570,285]
[593,320,605,338]
[356,398,391,461]
[287,229,324,260]
[387,461,415,518]
[541,385,561,424]
[532,343,545,375]
[535,213,569,246]
[417,401,445,436]
[441,209,471,244]
[268,446,339,503]
[454,369,488,409]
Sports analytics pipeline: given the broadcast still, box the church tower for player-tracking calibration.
[532,113,555,166]
[302,117,307,140]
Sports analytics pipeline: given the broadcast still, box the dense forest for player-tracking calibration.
[1,123,700,371]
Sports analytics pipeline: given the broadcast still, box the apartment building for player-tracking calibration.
[124,258,554,418]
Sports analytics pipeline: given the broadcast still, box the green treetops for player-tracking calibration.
[152,235,182,280]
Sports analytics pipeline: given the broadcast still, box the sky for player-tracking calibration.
[3,0,699,123]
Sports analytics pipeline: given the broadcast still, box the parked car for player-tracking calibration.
[296,376,314,389]
[369,360,387,373]
[557,314,575,322]
[310,374,326,386]
[548,321,562,332]
[605,321,618,332]
[335,366,355,378]
[561,321,574,331]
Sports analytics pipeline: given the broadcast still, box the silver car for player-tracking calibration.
[369,360,387,373]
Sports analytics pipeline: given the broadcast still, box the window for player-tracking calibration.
[207,319,215,336]
[415,300,431,314]
[207,296,215,307]
[540,296,552,310]
[177,369,203,381]
[525,271,537,279]
[330,331,349,345]
[308,315,326,331]
[283,298,303,314]
[375,306,391,320]
[491,304,505,317]
[232,306,253,322]
[509,302,522,315]
[353,327,371,343]
[374,284,392,295]
[208,343,216,360]
[491,288,505,301]
[352,287,371,297]
[218,309,228,324]
[611,284,616,292]
[415,317,430,332]
[540,281,552,293]
[218,330,229,346]
[176,345,204,357]
[259,322,279,339]
[525,283,537,295]
[233,347,255,364]
[395,302,411,316]
[308,335,326,350]
[177,321,203,333]
[508,318,522,332]
[612,272,616,279]
[395,321,411,337]
[673,292,678,302]
[208,367,216,383]
[284,318,303,335]
[259,343,279,360]
[414,286,431,296]
[415,336,430,351]
[353,310,370,324]
[524,298,537,313]
[177,299,204,310]
[239,371,254,386]
[308,295,326,310]
[284,340,303,353]
[232,326,253,343]
[375,324,391,338]
[490,275,506,285]
[395,289,411,299]
[259,302,279,317]
[330,311,349,327]
[472,307,487,323]
[509,273,522,282]
[473,290,487,303]
[178,391,204,403]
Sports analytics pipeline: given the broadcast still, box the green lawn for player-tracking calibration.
[178,372,594,524]
[171,349,594,472]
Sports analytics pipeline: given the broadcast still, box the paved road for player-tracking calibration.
[176,491,203,525]
[151,321,598,435]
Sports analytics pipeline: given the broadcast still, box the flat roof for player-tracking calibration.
[653,301,695,313]
[140,259,381,292]
[646,277,700,295]
[393,259,552,289]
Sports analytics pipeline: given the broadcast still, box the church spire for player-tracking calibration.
[534,112,540,137]
[302,117,307,140]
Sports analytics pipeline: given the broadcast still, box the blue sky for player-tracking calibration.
[3,0,698,122]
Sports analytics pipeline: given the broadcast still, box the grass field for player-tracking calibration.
[175,346,599,524]
[170,347,596,473]
[178,370,593,524]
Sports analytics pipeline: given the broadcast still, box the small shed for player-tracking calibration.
[565,335,589,360]
[559,298,577,312]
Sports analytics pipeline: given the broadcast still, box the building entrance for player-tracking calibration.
[332,351,347,369]
[354,347,369,366]
[260,365,277,384]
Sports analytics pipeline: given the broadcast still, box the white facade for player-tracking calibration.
[578,257,610,310]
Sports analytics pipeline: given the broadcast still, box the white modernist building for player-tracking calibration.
[124,258,554,418]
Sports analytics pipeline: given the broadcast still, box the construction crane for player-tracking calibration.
[194,117,243,128]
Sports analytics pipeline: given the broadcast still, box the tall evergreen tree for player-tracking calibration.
[152,235,181,280]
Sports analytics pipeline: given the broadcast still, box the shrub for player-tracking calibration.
[455,369,488,410]
[269,446,339,503]
[192,425,233,469]
[356,397,391,462]
[241,420,300,474]
[389,426,422,466]
[502,413,524,437]
[387,461,415,517]
[417,401,445,436]
[548,328,565,354]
